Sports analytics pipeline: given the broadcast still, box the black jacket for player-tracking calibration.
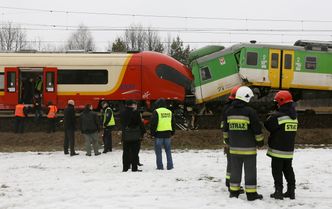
[64,104,76,130]
[150,108,176,138]
[79,107,100,134]
[223,100,264,154]
[120,107,146,137]
[264,102,297,158]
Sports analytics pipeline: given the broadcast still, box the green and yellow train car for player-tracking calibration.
[190,40,332,104]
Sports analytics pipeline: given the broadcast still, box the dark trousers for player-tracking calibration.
[103,127,112,152]
[64,129,75,154]
[122,140,140,171]
[225,149,231,187]
[271,157,296,189]
[47,118,56,133]
[14,116,25,133]
[230,155,257,193]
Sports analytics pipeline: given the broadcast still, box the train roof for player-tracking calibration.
[193,42,332,65]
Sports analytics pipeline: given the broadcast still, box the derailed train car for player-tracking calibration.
[0,51,193,111]
[189,40,332,112]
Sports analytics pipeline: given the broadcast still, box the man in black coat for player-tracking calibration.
[120,100,145,172]
[64,100,78,156]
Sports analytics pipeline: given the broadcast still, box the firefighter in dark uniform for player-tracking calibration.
[223,86,264,201]
[101,101,115,153]
[264,90,297,200]
[14,100,28,133]
[221,85,241,191]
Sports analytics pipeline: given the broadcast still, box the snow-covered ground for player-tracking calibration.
[0,148,331,209]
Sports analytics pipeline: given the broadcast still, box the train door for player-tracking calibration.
[43,67,58,105]
[19,68,43,105]
[268,49,281,88]
[281,50,294,89]
[4,67,19,107]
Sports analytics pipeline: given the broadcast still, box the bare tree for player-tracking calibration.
[65,24,95,51]
[146,28,164,52]
[164,33,173,55]
[124,24,146,51]
[0,22,27,51]
[122,24,164,52]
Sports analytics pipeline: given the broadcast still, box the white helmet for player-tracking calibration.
[235,86,254,103]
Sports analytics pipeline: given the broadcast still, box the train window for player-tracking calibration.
[305,56,316,70]
[246,52,258,66]
[0,73,4,91]
[284,54,292,69]
[58,70,108,84]
[7,72,16,92]
[156,64,191,89]
[46,72,55,92]
[271,53,279,68]
[200,67,212,81]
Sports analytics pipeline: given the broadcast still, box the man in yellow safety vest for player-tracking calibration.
[150,98,175,170]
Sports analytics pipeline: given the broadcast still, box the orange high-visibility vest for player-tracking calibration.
[15,104,25,117]
[47,105,58,118]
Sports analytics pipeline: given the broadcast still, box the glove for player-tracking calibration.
[256,140,264,148]
[223,145,229,155]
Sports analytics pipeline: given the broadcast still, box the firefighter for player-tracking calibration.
[221,85,242,192]
[101,101,115,153]
[223,86,264,201]
[264,90,297,200]
[14,100,28,133]
[46,101,58,133]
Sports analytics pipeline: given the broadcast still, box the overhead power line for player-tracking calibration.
[1,22,332,35]
[1,5,332,23]
[22,40,296,44]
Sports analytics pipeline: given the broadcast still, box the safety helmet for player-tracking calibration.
[274,91,293,106]
[229,85,241,100]
[235,86,254,103]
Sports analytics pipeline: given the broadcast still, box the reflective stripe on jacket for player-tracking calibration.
[222,100,263,156]
[264,104,298,159]
[156,107,173,132]
[267,147,294,159]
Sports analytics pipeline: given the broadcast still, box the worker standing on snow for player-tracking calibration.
[101,101,115,153]
[223,86,264,201]
[265,90,297,200]
[221,85,242,192]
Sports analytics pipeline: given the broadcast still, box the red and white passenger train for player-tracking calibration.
[0,51,193,110]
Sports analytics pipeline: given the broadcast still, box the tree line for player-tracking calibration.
[0,22,191,66]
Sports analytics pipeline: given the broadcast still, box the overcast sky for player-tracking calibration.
[1,0,332,51]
